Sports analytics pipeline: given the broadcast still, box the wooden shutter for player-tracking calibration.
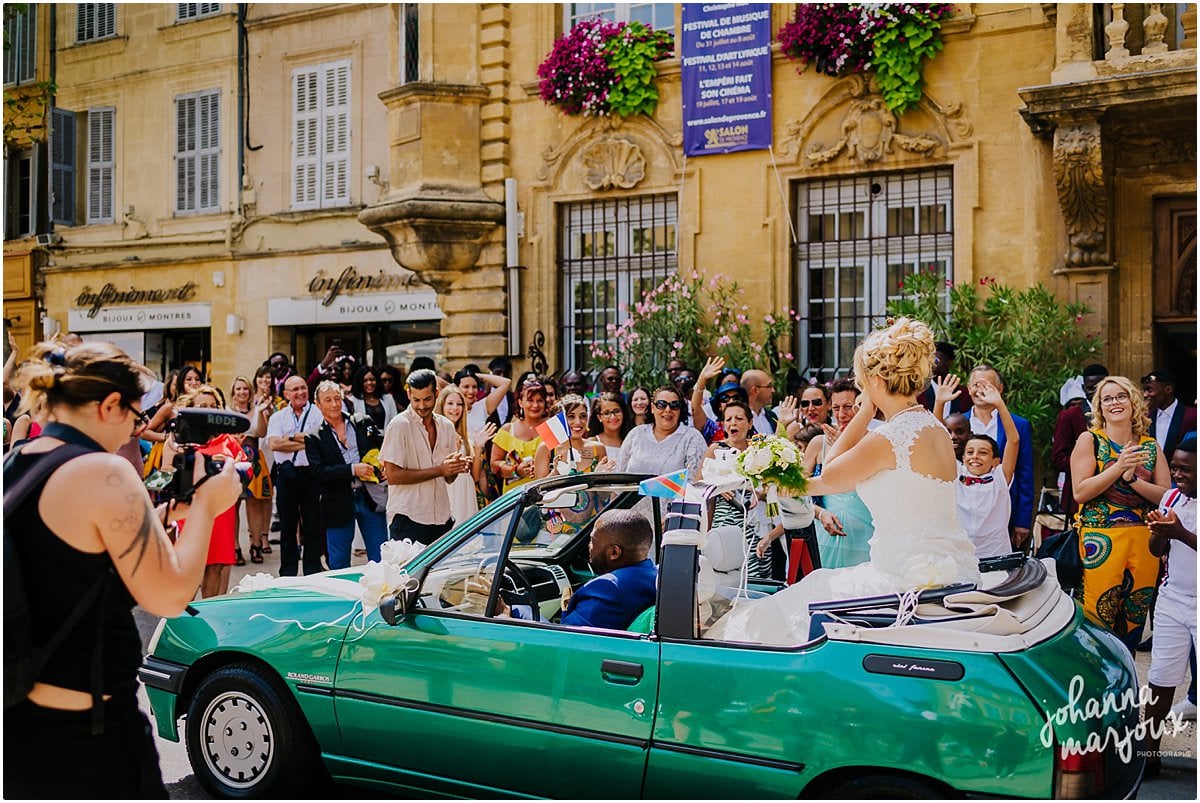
[77,4,93,42]
[175,95,196,213]
[87,108,114,222]
[292,67,319,209]
[199,91,219,211]
[51,109,76,225]
[322,61,351,207]
[98,4,115,37]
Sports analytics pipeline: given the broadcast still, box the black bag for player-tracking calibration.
[3,442,108,711]
[1036,526,1082,592]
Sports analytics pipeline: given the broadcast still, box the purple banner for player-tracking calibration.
[680,3,773,157]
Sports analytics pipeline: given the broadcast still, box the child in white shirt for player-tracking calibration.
[950,382,1020,559]
[1141,435,1196,777]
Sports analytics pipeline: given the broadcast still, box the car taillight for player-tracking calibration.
[1053,746,1105,799]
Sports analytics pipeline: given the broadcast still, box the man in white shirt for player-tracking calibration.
[266,375,323,575]
[1143,369,1197,461]
[381,369,470,545]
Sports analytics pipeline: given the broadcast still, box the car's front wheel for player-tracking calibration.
[185,662,321,798]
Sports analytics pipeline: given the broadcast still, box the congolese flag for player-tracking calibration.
[638,469,688,498]
[535,411,571,450]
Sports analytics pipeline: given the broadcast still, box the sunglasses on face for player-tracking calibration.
[654,399,683,411]
[798,399,823,408]
[717,394,739,404]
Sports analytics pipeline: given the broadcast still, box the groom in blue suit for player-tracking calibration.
[966,365,1035,549]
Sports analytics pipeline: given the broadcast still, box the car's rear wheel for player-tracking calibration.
[185,662,321,798]
[828,774,947,799]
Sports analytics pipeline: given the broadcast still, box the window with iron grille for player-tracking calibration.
[3,6,37,86]
[175,90,220,214]
[77,4,116,43]
[565,3,674,33]
[399,3,419,84]
[558,194,678,371]
[176,4,221,22]
[87,107,115,223]
[794,168,953,379]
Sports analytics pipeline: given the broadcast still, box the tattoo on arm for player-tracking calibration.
[112,474,166,576]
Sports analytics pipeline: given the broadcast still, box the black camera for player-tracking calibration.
[159,408,253,503]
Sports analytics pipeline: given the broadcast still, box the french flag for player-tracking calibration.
[535,411,571,450]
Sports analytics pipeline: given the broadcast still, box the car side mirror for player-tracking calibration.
[379,584,421,626]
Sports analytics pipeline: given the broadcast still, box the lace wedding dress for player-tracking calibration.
[706,408,981,646]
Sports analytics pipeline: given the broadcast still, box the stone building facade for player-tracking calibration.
[6,3,1196,398]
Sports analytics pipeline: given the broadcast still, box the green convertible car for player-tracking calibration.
[141,473,1144,799]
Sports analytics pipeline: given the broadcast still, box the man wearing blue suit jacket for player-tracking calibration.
[497,509,657,629]
[560,509,657,630]
[966,365,1035,549]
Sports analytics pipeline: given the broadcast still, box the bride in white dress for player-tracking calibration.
[706,318,981,646]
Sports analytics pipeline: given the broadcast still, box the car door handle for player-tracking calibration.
[601,659,643,685]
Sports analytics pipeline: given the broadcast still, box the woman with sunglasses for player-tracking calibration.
[798,384,831,426]
[5,342,241,798]
[588,391,634,468]
[616,386,706,480]
[1072,375,1170,649]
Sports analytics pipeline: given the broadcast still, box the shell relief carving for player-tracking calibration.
[578,137,647,191]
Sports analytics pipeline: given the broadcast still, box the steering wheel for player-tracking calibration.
[500,559,542,622]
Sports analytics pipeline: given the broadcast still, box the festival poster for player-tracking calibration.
[680,3,773,156]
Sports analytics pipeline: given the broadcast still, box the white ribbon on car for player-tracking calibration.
[234,538,426,632]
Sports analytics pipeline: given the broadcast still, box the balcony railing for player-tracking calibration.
[1097,3,1196,60]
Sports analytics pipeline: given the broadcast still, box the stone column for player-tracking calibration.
[1051,4,1100,82]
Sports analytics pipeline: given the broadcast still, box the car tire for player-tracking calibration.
[828,774,945,799]
[185,662,322,799]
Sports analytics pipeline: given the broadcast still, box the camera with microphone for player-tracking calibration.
[152,408,254,503]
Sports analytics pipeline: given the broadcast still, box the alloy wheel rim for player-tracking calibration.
[199,690,275,789]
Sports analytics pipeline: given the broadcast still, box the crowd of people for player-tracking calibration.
[2,322,1195,791]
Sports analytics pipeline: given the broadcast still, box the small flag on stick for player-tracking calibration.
[638,469,688,498]
[535,411,571,450]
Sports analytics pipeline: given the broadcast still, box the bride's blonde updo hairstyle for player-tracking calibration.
[14,341,154,414]
[853,317,935,398]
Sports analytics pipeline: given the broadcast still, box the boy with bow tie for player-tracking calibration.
[953,382,1020,559]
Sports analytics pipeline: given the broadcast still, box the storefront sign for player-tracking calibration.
[681,3,773,156]
[74,281,199,318]
[268,291,443,326]
[307,266,423,306]
[69,302,212,332]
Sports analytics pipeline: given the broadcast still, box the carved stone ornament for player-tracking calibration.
[779,74,971,168]
[579,137,647,190]
[537,114,682,186]
[1051,117,1110,268]
[805,97,939,165]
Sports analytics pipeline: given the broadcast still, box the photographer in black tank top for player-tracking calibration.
[4,341,242,798]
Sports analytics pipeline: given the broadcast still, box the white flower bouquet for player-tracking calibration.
[735,434,809,496]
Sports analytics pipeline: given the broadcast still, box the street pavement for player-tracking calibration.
[133,522,1197,799]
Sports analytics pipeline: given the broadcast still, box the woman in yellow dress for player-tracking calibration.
[490,379,548,493]
[1071,375,1170,650]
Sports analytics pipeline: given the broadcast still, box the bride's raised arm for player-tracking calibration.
[824,387,876,464]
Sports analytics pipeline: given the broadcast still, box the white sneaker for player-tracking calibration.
[1169,698,1197,722]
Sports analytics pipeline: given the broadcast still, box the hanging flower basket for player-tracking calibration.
[778,3,956,115]
[537,19,674,118]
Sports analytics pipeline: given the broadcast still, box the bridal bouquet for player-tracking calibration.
[735,434,808,496]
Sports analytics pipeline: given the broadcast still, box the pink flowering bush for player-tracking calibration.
[777,3,956,114]
[589,271,802,391]
[537,19,673,117]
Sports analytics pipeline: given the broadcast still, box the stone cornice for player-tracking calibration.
[1018,65,1197,131]
[379,82,490,106]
